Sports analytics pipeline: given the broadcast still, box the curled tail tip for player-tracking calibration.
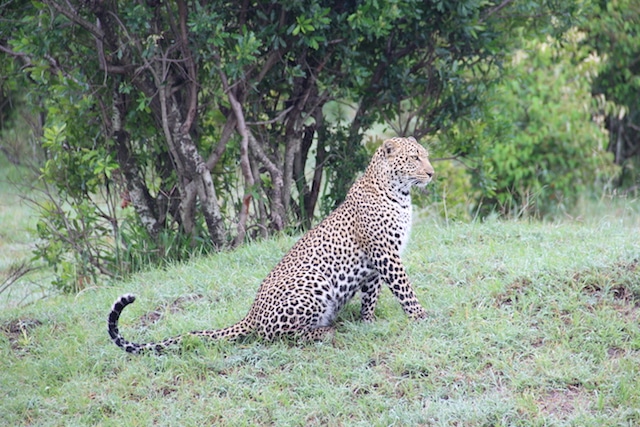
[108,293,139,351]
[120,293,136,304]
[112,293,136,311]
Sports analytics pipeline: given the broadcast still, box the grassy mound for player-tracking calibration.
[1,213,640,425]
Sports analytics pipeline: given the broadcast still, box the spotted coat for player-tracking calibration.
[108,136,435,354]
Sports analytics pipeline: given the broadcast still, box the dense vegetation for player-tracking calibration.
[0,1,638,290]
[582,0,640,187]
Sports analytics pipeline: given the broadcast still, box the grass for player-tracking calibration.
[0,154,36,262]
[1,199,640,426]
[0,153,51,306]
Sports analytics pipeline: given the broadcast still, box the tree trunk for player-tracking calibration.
[248,132,286,231]
[111,86,161,238]
[162,96,226,247]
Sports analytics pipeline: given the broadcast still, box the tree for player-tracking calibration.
[0,0,584,289]
[580,0,640,188]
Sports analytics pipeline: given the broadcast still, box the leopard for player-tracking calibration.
[108,136,435,354]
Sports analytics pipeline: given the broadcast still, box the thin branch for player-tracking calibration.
[0,261,40,296]
[1,42,84,86]
[44,0,104,39]
[246,106,293,125]
[205,115,236,170]
[432,154,476,171]
[94,18,133,79]
[0,44,28,58]
[221,84,254,186]
[177,0,198,133]
[256,49,283,84]
[479,0,514,24]
[627,122,640,132]
[232,194,252,248]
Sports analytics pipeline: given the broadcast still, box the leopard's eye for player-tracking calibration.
[412,155,420,160]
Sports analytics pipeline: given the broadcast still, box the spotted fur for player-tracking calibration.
[108,136,434,354]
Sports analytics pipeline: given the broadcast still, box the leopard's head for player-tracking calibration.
[380,136,434,189]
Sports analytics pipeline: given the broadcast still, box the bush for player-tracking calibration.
[445,34,618,218]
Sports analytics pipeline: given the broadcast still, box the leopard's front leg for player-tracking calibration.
[375,253,428,320]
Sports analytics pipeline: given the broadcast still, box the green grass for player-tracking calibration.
[0,154,35,259]
[0,153,50,306]
[1,204,640,426]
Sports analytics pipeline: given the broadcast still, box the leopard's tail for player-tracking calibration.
[108,294,251,354]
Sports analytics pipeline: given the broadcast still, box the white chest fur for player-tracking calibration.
[398,202,412,255]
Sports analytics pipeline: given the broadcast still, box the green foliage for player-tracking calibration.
[34,199,109,292]
[580,0,640,187]
[427,158,479,221]
[320,124,372,214]
[119,211,217,272]
[584,0,640,109]
[0,57,40,166]
[29,82,120,291]
[445,34,617,217]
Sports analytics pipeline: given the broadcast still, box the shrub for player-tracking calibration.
[451,34,618,218]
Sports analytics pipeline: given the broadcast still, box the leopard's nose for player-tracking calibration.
[425,163,435,178]
[426,168,434,179]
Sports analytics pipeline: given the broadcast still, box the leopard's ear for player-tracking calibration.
[382,138,400,158]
